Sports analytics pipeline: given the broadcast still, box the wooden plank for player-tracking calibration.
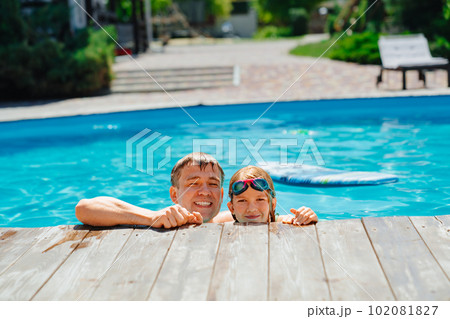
[149,223,223,301]
[89,227,176,300]
[207,223,268,301]
[32,227,133,301]
[436,215,450,225]
[0,225,89,301]
[0,228,11,237]
[409,215,450,279]
[317,219,394,301]
[0,228,49,275]
[363,216,450,300]
[269,223,329,300]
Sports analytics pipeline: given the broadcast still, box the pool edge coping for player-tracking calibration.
[1,88,450,123]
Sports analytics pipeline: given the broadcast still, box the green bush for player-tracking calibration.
[430,36,450,60]
[328,32,381,65]
[70,27,116,95]
[289,32,381,65]
[0,0,115,100]
[0,0,27,45]
[0,27,116,99]
[326,13,338,36]
[289,8,309,36]
[253,26,292,39]
[23,1,72,46]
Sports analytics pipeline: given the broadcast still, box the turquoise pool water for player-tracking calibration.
[1,96,449,227]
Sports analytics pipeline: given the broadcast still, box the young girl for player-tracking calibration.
[227,166,318,225]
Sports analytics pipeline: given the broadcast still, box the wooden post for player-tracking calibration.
[85,0,93,26]
[139,0,148,51]
[447,65,450,87]
[132,0,140,54]
[418,69,426,87]
[402,69,407,90]
[376,68,383,87]
[108,0,116,11]
[144,0,153,51]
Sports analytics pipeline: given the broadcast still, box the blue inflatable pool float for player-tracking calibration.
[260,163,399,187]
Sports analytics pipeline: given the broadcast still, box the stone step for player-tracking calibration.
[113,74,233,85]
[114,67,234,78]
[111,65,238,93]
[110,80,233,93]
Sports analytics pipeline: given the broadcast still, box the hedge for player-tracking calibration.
[328,32,381,65]
[0,27,116,100]
[0,0,116,100]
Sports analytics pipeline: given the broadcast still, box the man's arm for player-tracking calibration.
[75,196,202,228]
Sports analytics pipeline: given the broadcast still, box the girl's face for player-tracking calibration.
[227,187,276,223]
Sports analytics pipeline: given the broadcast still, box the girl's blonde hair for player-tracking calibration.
[228,166,276,222]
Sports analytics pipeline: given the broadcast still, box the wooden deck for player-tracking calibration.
[0,215,449,301]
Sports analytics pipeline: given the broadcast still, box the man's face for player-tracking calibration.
[170,163,224,222]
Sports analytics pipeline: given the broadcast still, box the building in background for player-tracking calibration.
[224,0,257,38]
[176,0,257,38]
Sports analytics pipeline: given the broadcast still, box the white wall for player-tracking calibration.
[68,0,87,30]
[228,8,258,38]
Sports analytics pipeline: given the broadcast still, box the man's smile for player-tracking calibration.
[194,201,213,207]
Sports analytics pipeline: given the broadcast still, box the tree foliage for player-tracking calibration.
[0,0,27,45]
[114,0,232,22]
[206,0,233,18]
[0,0,115,99]
[445,0,450,20]
[255,0,324,25]
[383,0,447,35]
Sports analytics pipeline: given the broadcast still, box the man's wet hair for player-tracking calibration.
[171,152,225,187]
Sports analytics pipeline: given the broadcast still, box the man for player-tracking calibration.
[76,152,316,228]
[76,152,231,228]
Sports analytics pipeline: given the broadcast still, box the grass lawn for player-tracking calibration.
[289,36,338,58]
[289,32,382,65]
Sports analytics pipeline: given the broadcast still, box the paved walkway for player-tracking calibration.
[1,35,449,122]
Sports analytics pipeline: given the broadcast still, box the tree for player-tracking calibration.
[445,0,450,20]
[255,0,325,25]
[114,0,232,21]
[383,0,447,36]
[206,0,233,18]
[0,0,27,45]
[333,0,385,33]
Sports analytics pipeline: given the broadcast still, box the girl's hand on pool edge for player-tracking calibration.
[289,207,318,226]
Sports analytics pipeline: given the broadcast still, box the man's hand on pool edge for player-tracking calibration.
[149,205,203,228]
[75,197,202,228]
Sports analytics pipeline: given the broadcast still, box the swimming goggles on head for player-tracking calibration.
[231,178,275,197]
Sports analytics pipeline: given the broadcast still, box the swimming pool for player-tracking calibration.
[1,95,449,227]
